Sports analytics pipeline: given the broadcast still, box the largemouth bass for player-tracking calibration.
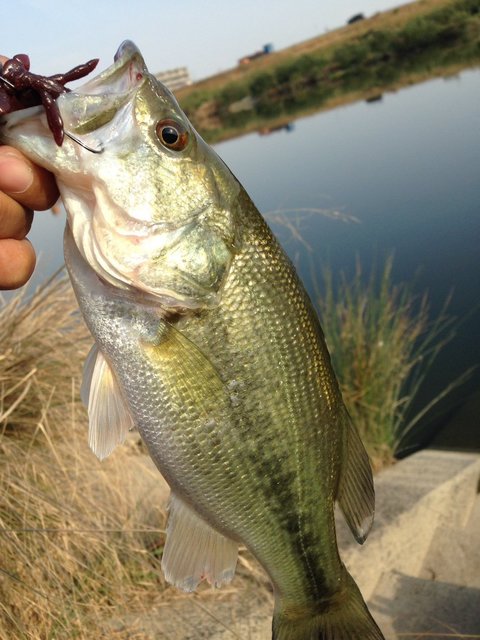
[0,42,384,639]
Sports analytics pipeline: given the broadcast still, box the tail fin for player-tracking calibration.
[272,569,384,640]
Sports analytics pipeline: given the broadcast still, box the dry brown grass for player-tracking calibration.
[0,274,171,639]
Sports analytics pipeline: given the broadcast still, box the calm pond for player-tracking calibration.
[26,66,480,451]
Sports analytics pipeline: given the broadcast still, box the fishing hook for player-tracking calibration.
[63,131,104,154]
[0,75,14,90]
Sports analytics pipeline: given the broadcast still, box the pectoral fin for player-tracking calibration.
[141,318,232,416]
[81,344,134,460]
[162,493,238,592]
[337,411,375,544]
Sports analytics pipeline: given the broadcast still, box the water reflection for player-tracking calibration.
[183,9,480,146]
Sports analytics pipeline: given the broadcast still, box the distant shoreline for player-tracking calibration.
[176,0,453,94]
[174,0,480,143]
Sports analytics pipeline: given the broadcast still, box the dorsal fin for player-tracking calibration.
[81,344,134,460]
[336,411,375,544]
[162,493,238,592]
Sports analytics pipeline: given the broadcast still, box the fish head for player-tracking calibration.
[0,41,240,309]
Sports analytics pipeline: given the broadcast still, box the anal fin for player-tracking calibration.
[337,411,375,544]
[81,344,134,461]
[162,493,238,592]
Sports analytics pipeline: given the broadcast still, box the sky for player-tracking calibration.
[3,0,406,82]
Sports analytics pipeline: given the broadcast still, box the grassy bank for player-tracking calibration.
[316,256,469,465]
[176,0,480,142]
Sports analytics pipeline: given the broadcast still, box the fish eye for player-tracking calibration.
[156,119,189,151]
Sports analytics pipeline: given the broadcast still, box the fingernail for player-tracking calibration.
[0,153,34,194]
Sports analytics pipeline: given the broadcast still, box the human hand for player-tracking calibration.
[1,56,59,289]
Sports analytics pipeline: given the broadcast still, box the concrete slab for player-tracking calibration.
[336,450,480,599]
[419,496,480,589]
[103,583,273,639]
[368,570,480,638]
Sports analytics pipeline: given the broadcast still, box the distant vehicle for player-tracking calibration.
[239,44,274,65]
[347,13,365,25]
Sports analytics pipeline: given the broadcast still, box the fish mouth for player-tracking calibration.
[74,40,147,96]
[56,41,148,138]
